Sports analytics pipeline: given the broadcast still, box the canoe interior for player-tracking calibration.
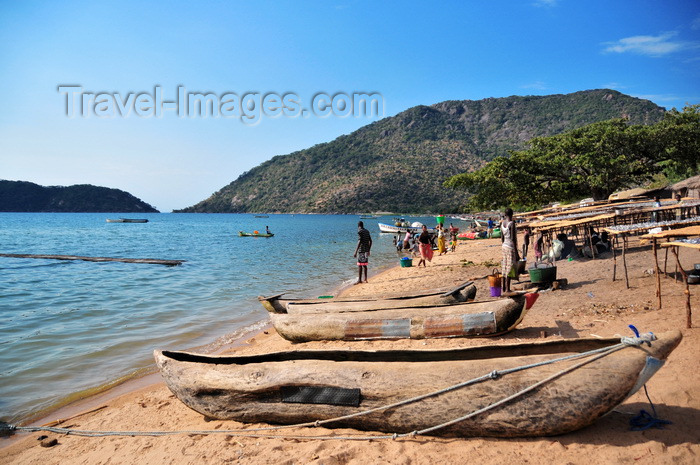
[260,281,475,303]
[160,336,623,366]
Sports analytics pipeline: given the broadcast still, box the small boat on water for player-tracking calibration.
[239,231,274,237]
[106,218,149,223]
[268,292,537,342]
[378,222,435,234]
[154,329,681,437]
[258,281,477,314]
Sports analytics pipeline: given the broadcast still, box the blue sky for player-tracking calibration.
[1,1,699,212]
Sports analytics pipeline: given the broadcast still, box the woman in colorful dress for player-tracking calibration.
[417,224,433,267]
[500,208,519,293]
[437,224,447,255]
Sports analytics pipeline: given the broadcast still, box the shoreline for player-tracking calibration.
[12,245,402,431]
[17,250,400,428]
[2,236,698,464]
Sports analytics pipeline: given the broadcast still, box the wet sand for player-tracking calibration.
[2,235,698,464]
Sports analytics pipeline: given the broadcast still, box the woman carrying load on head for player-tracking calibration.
[500,208,519,293]
[437,224,447,255]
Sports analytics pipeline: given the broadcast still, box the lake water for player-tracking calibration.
[0,213,443,424]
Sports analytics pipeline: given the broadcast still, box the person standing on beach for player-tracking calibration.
[417,224,433,267]
[487,218,494,238]
[354,221,372,284]
[522,226,531,260]
[500,208,518,293]
[437,224,447,255]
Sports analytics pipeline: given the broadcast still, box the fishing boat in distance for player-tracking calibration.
[378,222,435,234]
[269,292,538,342]
[154,329,681,437]
[239,231,274,237]
[105,218,149,223]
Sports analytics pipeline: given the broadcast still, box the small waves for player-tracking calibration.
[0,212,425,424]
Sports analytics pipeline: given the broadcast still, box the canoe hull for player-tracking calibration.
[270,294,532,342]
[154,330,681,437]
[258,281,477,314]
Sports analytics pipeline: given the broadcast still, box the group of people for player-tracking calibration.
[395,224,438,267]
[355,219,463,284]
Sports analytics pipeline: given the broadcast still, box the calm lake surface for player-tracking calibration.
[0,213,445,424]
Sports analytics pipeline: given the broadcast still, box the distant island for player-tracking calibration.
[175,89,665,214]
[0,180,159,213]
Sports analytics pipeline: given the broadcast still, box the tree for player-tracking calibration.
[652,104,700,181]
[445,118,662,210]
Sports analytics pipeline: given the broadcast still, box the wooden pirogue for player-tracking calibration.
[269,292,537,342]
[154,330,682,437]
[258,281,478,314]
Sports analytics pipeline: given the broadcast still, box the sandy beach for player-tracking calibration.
[2,234,698,465]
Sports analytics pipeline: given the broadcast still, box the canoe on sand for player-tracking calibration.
[258,281,477,314]
[154,329,682,437]
[269,292,537,342]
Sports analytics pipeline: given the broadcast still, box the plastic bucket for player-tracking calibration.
[528,265,557,284]
[400,258,413,267]
[490,286,502,297]
[487,269,502,287]
[436,215,445,225]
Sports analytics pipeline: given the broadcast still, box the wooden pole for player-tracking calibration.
[0,253,185,266]
[622,235,630,289]
[612,234,617,282]
[653,238,661,309]
[671,246,692,329]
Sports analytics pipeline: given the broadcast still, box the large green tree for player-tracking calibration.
[445,105,699,211]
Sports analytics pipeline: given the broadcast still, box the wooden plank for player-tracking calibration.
[670,246,693,329]
[0,253,184,266]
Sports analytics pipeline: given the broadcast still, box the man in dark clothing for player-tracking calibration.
[354,221,372,284]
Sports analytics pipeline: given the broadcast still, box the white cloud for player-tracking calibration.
[533,0,558,7]
[635,93,681,103]
[602,32,687,57]
[601,82,626,90]
[520,81,548,90]
[692,15,700,30]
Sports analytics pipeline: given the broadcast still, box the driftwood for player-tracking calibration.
[154,330,682,437]
[269,293,537,342]
[258,281,475,313]
[0,253,184,266]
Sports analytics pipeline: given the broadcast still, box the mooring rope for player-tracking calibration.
[3,332,658,441]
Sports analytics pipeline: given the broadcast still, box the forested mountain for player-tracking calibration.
[177,90,665,214]
[0,181,159,213]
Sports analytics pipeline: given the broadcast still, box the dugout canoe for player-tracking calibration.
[239,231,274,237]
[269,292,537,342]
[154,329,681,437]
[258,281,477,314]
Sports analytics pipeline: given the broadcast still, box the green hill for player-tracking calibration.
[176,89,665,214]
[0,181,159,213]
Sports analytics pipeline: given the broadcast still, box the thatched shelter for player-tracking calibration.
[671,174,700,199]
[608,186,667,201]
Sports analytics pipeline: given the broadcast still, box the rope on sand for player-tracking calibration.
[3,332,661,441]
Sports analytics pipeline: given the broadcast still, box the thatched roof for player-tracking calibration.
[671,174,700,190]
[608,186,666,201]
